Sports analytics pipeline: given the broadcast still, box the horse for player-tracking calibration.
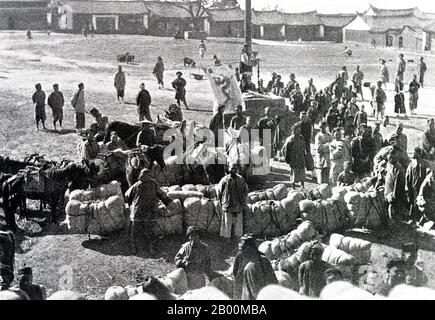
[104,121,141,150]
[0,156,31,175]
[2,160,95,225]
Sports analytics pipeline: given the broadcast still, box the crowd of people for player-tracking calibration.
[5,41,433,300]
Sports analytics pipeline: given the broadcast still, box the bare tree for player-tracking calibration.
[163,0,217,32]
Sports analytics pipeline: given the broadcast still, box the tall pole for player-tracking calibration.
[245,0,252,51]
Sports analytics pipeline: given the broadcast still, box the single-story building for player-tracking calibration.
[318,13,356,43]
[205,6,244,37]
[54,1,149,34]
[144,1,208,37]
[344,13,428,51]
[0,0,49,30]
[423,22,435,51]
[251,10,285,40]
[281,11,324,41]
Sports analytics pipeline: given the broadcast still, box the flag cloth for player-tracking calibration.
[203,65,245,114]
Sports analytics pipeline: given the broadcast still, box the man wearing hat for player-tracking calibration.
[351,123,376,178]
[125,168,173,255]
[266,72,277,93]
[372,121,384,154]
[380,59,389,90]
[374,80,387,122]
[152,56,165,89]
[217,163,249,240]
[409,74,420,115]
[172,72,188,109]
[230,105,246,131]
[165,104,183,122]
[232,234,277,300]
[71,83,86,134]
[89,107,108,142]
[47,83,65,131]
[387,122,408,153]
[395,53,406,93]
[405,147,431,223]
[385,151,408,223]
[77,130,99,161]
[174,226,212,290]
[32,83,46,131]
[298,241,331,297]
[209,104,226,148]
[417,57,427,88]
[136,119,156,149]
[12,266,46,300]
[329,128,351,185]
[376,258,407,297]
[326,102,340,133]
[314,121,332,184]
[352,65,364,101]
[282,122,306,189]
[114,65,126,103]
[136,83,152,122]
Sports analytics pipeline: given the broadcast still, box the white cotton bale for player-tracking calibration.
[257,285,309,300]
[273,184,289,201]
[129,293,157,300]
[344,191,361,205]
[317,184,332,200]
[271,238,282,258]
[182,184,197,192]
[165,268,188,295]
[209,276,235,299]
[338,287,378,300]
[299,199,315,213]
[320,281,355,300]
[389,285,435,300]
[297,221,317,240]
[275,271,292,289]
[48,290,86,300]
[65,200,83,217]
[182,287,230,300]
[124,286,139,298]
[258,241,274,261]
[68,190,85,202]
[168,185,182,192]
[99,181,122,198]
[105,286,129,300]
[168,191,203,202]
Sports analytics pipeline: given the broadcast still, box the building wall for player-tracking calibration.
[344,29,372,44]
[148,17,205,37]
[252,24,261,39]
[0,10,48,30]
[285,25,319,41]
[324,26,343,43]
[262,24,284,40]
[208,20,244,37]
[118,14,147,34]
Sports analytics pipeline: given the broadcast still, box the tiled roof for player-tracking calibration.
[251,10,283,25]
[143,1,208,18]
[281,11,322,26]
[61,1,148,14]
[423,21,435,33]
[368,5,417,17]
[317,13,357,27]
[368,15,428,33]
[207,6,244,22]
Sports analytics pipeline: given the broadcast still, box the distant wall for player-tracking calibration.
[0,10,48,30]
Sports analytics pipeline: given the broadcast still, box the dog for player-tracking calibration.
[184,57,196,68]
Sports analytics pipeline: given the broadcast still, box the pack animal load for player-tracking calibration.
[64,181,125,235]
[19,166,45,194]
[329,233,372,265]
[154,199,184,236]
[162,184,218,201]
[246,184,288,204]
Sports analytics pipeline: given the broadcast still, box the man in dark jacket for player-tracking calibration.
[209,104,226,147]
[47,84,64,131]
[152,56,165,89]
[174,226,212,290]
[233,234,277,300]
[385,152,408,223]
[136,83,152,122]
[172,71,189,109]
[136,120,156,148]
[125,168,173,255]
[282,123,306,189]
[230,105,246,130]
[13,266,46,300]
[32,83,46,131]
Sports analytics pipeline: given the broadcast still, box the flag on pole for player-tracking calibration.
[202,65,245,114]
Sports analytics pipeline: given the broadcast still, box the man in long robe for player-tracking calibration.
[406,147,431,222]
[233,235,277,300]
[282,123,306,189]
[174,226,212,290]
[217,163,249,240]
[385,152,408,223]
[351,124,376,178]
[298,241,331,298]
[209,104,225,148]
[329,128,351,185]
[314,121,332,184]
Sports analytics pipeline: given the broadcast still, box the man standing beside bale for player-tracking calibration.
[315,121,332,185]
[136,83,152,122]
[125,168,173,255]
[217,163,249,242]
[174,226,212,290]
[282,123,306,190]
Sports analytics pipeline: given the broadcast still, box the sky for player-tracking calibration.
[237,0,435,14]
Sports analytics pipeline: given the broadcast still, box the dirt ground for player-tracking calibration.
[1,31,435,299]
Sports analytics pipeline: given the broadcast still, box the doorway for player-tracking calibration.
[8,17,14,29]
[398,36,403,49]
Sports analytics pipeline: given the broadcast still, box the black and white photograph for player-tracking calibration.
[1,0,435,307]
